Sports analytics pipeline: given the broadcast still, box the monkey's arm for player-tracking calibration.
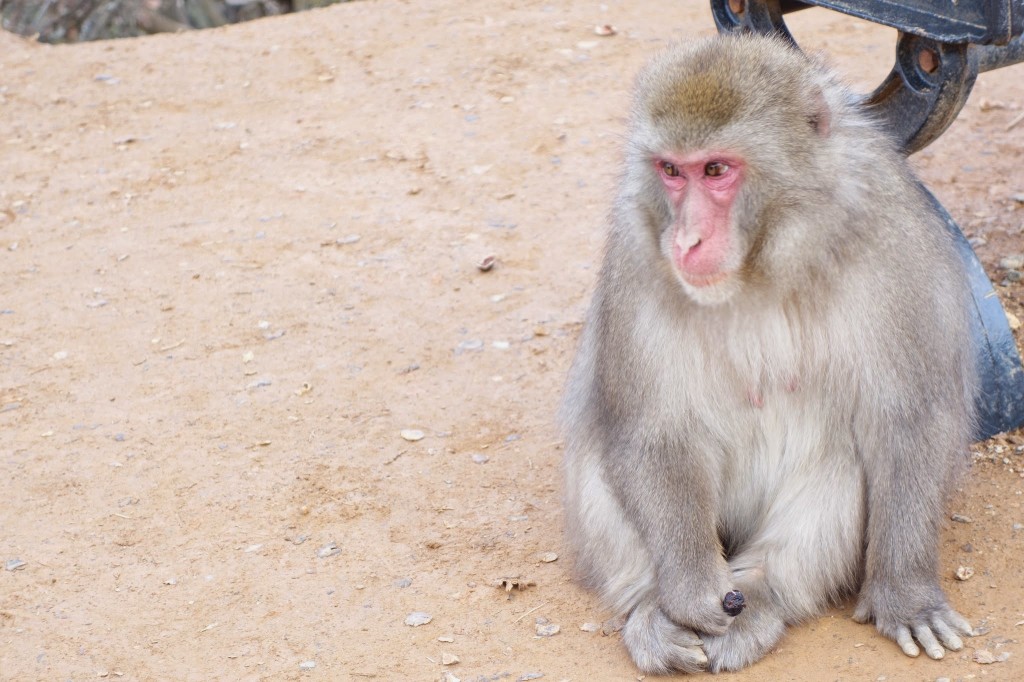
[601,424,736,636]
[852,380,974,659]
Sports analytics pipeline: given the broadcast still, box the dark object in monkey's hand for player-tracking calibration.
[722,590,746,617]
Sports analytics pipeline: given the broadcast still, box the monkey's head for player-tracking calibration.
[627,35,858,306]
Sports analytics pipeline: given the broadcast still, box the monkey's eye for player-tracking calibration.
[704,162,729,177]
[661,161,680,177]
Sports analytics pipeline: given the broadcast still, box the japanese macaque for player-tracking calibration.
[561,35,977,673]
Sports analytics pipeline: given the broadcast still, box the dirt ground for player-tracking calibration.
[1,1,1023,680]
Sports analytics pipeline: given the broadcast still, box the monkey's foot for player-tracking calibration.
[622,600,707,674]
[853,596,975,660]
[701,604,785,672]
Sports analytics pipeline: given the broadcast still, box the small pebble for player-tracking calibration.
[955,565,975,581]
[999,254,1024,270]
[517,674,544,681]
[973,648,1010,664]
[455,339,484,354]
[477,255,496,271]
[317,542,341,559]
[438,635,455,643]
[5,558,27,571]
[951,513,973,523]
[299,660,316,670]
[1007,312,1022,331]
[441,653,459,665]
[471,453,489,464]
[405,611,432,627]
[538,552,558,563]
[580,622,601,632]
[400,429,425,442]
[535,623,560,637]
[393,577,412,588]
[594,24,616,36]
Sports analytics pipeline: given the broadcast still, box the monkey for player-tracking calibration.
[560,34,978,674]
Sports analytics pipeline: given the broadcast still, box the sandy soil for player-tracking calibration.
[1,1,1023,680]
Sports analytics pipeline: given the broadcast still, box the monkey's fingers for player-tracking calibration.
[946,610,976,637]
[894,625,920,657]
[911,624,945,660]
[929,618,964,652]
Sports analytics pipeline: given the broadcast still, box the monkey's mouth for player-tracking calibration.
[682,270,730,288]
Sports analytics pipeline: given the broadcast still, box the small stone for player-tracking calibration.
[936,677,951,682]
[538,552,558,563]
[535,623,560,637]
[442,673,461,682]
[1007,312,1022,331]
[299,660,316,670]
[317,542,341,558]
[393,577,412,588]
[455,339,484,354]
[477,255,496,272]
[955,565,975,581]
[602,618,624,635]
[441,653,459,665]
[438,635,454,643]
[517,674,544,681]
[951,513,973,523]
[471,453,489,464]
[5,558,27,571]
[400,429,425,442]
[594,24,616,36]
[580,622,601,632]
[405,611,432,626]
[999,254,1024,270]
[974,648,997,664]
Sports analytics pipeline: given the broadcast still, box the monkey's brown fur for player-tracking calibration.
[561,35,977,673]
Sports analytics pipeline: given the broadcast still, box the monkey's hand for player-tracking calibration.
[658,555,735,636]
[853,580,975,660]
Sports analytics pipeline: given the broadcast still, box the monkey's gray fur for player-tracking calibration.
[561,35,977,674]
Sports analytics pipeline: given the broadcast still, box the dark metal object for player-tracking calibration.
[710,0,1024,439]
[927,188,1024,441]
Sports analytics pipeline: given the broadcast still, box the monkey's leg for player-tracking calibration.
[565,455,709,674]
[702,465,865,672]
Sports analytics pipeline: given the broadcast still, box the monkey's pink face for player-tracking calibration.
[655,151,745,300]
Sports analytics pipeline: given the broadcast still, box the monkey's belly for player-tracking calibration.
[713,403,866,595]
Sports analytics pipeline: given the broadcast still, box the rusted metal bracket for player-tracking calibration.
[710,0,1024,440]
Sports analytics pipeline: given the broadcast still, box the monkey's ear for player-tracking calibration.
[808,89,831,137]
